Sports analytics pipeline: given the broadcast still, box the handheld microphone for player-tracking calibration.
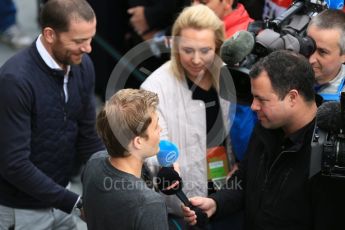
[316,101,341,133]
[157,140,179,167]
[156,140,208,227]
[220,30,255,67]
[156,167,209,227]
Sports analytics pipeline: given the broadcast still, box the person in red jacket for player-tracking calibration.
[195,0,254,38]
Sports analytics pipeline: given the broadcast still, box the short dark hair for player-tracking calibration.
[96,89,159,158]
[249,50,315,102]
[40,0,95,32]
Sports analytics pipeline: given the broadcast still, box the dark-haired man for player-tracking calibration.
[0,0,104,228]
[183,50,345,229]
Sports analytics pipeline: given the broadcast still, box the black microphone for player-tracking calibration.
[310,101,341,178]
[316,101,341,134]
[156,167,209,227]
[220,30,255,67]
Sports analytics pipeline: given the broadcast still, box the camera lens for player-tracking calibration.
[297,35,316,58]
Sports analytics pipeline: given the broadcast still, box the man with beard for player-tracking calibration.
[0,0,104,229]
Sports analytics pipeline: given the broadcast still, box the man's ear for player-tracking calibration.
[288,89,299,106]
[42,27,55,44]
[132,136,143,150]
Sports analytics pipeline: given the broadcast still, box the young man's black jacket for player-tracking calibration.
[210,120,345,230]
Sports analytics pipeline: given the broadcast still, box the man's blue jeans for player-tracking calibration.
[0,0,16,33]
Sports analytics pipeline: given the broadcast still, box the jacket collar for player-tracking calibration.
[35,35,71,76]
[256,118,316,155]
[29,37,74,81]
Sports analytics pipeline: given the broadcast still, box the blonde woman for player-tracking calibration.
[141,4,235,228]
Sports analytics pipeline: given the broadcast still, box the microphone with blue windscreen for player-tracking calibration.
[157,140,179,167]
[156,140,209,227]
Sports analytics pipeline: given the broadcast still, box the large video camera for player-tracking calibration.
[251,0,327,59]
[240,0,328,70]
[226,0,327,105]
[310,93,345,179]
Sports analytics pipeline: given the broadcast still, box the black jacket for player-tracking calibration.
[210,120,345,230]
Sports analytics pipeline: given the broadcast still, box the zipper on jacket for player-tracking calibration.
[254,150,295,225]
[273,168,292,207]
[258,150,294,211]
[262,150,295,191]
[60,90,67,122]
[51,71,68,123]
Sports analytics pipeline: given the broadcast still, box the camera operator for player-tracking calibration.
[307,9,345,101]
[182,50,345,230]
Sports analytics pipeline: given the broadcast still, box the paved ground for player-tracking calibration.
[0,0,39,66]
[0,1,88,229]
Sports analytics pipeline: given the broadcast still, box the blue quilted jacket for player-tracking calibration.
[0,42,104,213]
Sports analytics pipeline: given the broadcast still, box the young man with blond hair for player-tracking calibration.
[82,89,168,230]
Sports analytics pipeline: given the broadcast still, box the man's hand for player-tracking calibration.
[181,197,217,226]
[128,6,149,36]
